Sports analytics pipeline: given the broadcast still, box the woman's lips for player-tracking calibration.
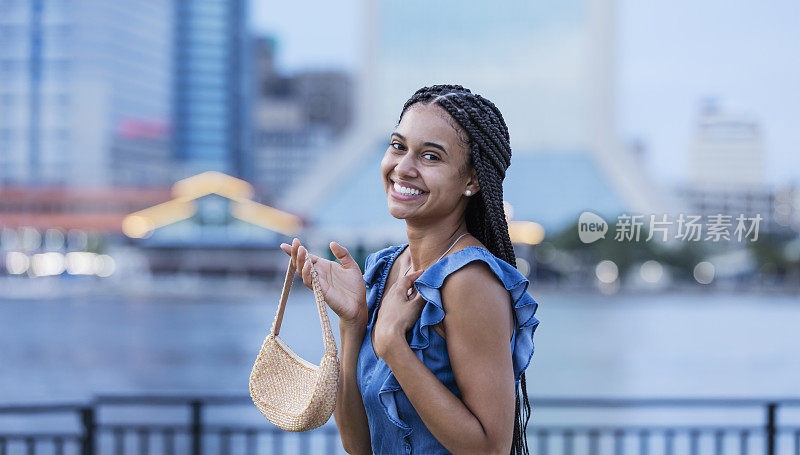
[389,179,427,201]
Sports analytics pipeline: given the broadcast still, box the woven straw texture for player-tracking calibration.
[249,258,340,432]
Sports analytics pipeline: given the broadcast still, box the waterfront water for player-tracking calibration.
[1,284,797,403]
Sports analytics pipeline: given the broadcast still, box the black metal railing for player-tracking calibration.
[1,396,799,454]
[528,398,800,455]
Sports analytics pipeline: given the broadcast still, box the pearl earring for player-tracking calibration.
[465,190,472,196]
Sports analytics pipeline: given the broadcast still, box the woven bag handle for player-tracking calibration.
[269,256,338,357]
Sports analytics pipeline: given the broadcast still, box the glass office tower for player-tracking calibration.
[0,0,174,186]
[172,0,250,179]
[0,0,250,186]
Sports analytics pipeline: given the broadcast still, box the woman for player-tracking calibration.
[280,84,540,454]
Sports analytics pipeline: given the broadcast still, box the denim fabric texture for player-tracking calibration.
[356,242,541,454]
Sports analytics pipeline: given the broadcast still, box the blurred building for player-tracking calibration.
[689,97,765,191]
[250,36,353,204]
[0,186,171,232]
[304,142,628,246]
[0,0,174,186]
[675,182,800,237]
[675,98,797,237]
[0,0,251,186]
[1,0,253,241]
[121,171,303,278]
[173,0,251,180]
[279,0,682,252]
[0,185,172,278]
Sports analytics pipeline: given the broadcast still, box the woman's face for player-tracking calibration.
[380,102,478,221]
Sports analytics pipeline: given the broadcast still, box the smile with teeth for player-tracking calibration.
[392,180,426,196]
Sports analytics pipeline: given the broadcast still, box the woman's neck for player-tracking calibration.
[403,226,473,274]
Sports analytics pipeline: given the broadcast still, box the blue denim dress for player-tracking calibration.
[356,242,541,454]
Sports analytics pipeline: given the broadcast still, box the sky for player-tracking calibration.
[616,0,800,188]
[250,0,800,188]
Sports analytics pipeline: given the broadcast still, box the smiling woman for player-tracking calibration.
[365,85,539,455]
[284,84,540,455]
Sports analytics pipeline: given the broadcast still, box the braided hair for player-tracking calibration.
[398,84,531,455]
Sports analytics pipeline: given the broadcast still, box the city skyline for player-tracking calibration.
[251,0,800,188]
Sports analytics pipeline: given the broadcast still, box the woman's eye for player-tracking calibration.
[389,142,438,161]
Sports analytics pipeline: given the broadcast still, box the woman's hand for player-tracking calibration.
[280,238,368,327]
[372,269,427,358]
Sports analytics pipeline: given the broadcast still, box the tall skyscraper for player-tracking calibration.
[0,0,251,187]
[0,0,174,186]
[172,0,251,180]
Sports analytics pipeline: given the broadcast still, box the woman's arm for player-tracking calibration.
[333,316,373,455]
[376,261,516,455]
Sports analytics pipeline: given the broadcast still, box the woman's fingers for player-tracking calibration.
[280,240,325,290]
[404,273,426,301]
[290,241,315,289]
[394,269,424,299]
[291,238,300,269]
[329,241,357,269]
[288,238,308,277]
[403,269,425,286]
[302,254,313,288]
[297,245,305,268]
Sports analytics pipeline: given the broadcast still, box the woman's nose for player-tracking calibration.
[394,149,418,175]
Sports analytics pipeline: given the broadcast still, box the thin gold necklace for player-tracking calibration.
[403,232,472,277]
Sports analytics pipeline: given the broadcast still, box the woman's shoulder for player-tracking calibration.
[411,244,541,384]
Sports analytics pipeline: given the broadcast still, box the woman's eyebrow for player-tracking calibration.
[391,132,448,155]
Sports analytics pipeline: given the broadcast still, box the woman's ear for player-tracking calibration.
[466,169,480,195]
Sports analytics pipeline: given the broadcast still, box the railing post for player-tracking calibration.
[766,402,777,455]
[80,407,95,455]
[190,400,203,455]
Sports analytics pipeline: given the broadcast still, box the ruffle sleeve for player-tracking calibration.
[362,251,377,289]
[410,246,540,382]
[362,245,401,312]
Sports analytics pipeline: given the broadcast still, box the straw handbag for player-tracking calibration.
[249,256,340,431]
